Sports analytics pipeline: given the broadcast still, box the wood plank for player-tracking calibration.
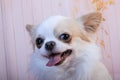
[1,0,18,79]
[11,0,30,79]
[104,5,120,80]
[22,0,35,79]
[31,0,43,24]
[0,0,7,80]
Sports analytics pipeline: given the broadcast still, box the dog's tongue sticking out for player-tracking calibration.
[46,54,61,67]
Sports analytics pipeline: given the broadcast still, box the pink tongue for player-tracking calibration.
[46,54,62,67]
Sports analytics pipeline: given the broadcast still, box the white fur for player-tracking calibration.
[28,15,112,80]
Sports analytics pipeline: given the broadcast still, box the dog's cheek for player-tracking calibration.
[54,41,71,52]
[70,37,87,51]
[34,45,48,56]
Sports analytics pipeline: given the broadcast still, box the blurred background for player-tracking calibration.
[0,0,120,80]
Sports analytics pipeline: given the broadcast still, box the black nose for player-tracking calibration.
[45,41,56,51]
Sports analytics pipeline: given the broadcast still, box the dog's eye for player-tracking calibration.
[36,38,44,48]
[59,33,71,43]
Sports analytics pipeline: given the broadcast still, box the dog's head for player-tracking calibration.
[26,12,102,67]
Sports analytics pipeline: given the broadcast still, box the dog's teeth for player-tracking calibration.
[61,49,72,57]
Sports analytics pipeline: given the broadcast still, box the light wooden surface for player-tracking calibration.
[0,0,120,80]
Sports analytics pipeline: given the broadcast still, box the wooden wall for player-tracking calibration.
[0,0,120,80]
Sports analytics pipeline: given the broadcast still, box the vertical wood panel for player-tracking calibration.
[31,0,43,24]
[1,0,18,80]
[11,0,29,79]
[0,1,7,80]
[115,2,120,79]
[51,0,65,16]
[106,6,120,80]
[117,0,120,41]
[22,0,35,79]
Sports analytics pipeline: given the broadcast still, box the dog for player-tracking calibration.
[26,12,112,80]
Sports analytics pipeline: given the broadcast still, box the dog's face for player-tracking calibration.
[26,12,102,67]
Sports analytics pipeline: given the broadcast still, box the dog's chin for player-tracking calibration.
[43,49,72,67]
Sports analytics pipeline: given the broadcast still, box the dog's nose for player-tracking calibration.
[45,41,56,51]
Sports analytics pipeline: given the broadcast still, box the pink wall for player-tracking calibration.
[0,0,120,80]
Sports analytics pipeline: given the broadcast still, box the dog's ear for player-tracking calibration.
[77,12,103,34]
[26,24,36,37]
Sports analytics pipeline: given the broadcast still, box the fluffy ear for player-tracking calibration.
[26,24,36,36]
[78,12,103,33]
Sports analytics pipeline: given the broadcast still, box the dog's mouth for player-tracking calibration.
[46,49,72,67]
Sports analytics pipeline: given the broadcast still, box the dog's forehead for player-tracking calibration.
[36,15,68,35]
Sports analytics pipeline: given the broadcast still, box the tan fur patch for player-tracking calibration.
[81,12,102,33]
[26,24,35,32]
[54,19,90,42]
[26,24,38,48]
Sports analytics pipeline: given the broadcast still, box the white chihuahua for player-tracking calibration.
[26,12,112,80]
